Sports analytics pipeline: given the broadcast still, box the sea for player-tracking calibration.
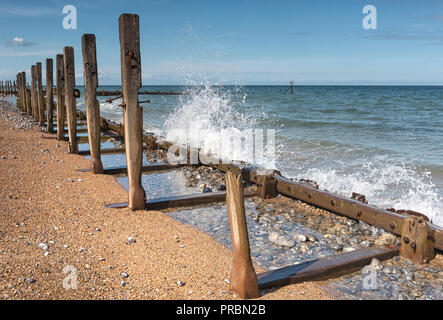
[72,85,442,226]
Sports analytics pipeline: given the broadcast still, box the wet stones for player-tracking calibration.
[268,231,295,248]
[294,234,307,243]
[333,255,442,300]
[375,233,397,247]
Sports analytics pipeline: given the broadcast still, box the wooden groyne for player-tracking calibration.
[1,13,441,299]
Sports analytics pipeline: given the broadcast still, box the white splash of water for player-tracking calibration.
[293,158,443,226]
[164,84,275,166]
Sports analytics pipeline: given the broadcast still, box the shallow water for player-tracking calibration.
[114,168,333,270]
[73,85,443,225]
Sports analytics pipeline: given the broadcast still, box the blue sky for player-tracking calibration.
[1,0,443,85]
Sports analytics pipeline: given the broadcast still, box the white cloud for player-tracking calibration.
[5,37,34,47]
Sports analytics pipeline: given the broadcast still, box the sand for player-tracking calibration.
[0,101,333,300]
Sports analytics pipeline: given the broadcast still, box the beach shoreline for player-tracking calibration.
[0,99,333,300]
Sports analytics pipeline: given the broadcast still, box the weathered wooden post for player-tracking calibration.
[18,73,24,110]
[400,216,435,264]
[22,73,29,114]
[56,54,66,141]
[15,74,20,108]
[119,14,146,210]
[30,65,38,120]
[45,59,54,133]
[63,47,78,154]
[20,74,25,109]
[25,84,31,114]
[36,62,45,126]
[82,34,104,174]
[19,73,25,110]
[15,74,21,109]
[225,170,259,299]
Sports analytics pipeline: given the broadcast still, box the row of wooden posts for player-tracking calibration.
[0,80,17,94]
[4,14,439,299]
[6,14,260,299]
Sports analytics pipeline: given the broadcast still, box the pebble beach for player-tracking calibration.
[0,99,333,300]
[1,98,442,300]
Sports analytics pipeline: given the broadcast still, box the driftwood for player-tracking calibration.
[119,14,146,210]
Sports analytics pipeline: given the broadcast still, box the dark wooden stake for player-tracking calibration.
[63,47,78,154]
[20,72,28,113]
[82,34,103,174]
[17,74,22,109]
[400,216,435,264]
[30,65,38,120]
[36,62,45,126]
[225,170,259,299]
[119,14,146,210]
[25,83,31,115]
[56,54,66,141]
[45,59,54,133]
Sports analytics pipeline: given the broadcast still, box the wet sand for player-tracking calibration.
[0,100,333,300]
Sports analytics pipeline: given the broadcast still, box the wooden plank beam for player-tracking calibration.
[77,163,186,174]
[79,147,127,156]
[95,90,186,96]
[257,247,400,290]
[105,190,257,210]
[76,135,116,143]
[273,174,443,251]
